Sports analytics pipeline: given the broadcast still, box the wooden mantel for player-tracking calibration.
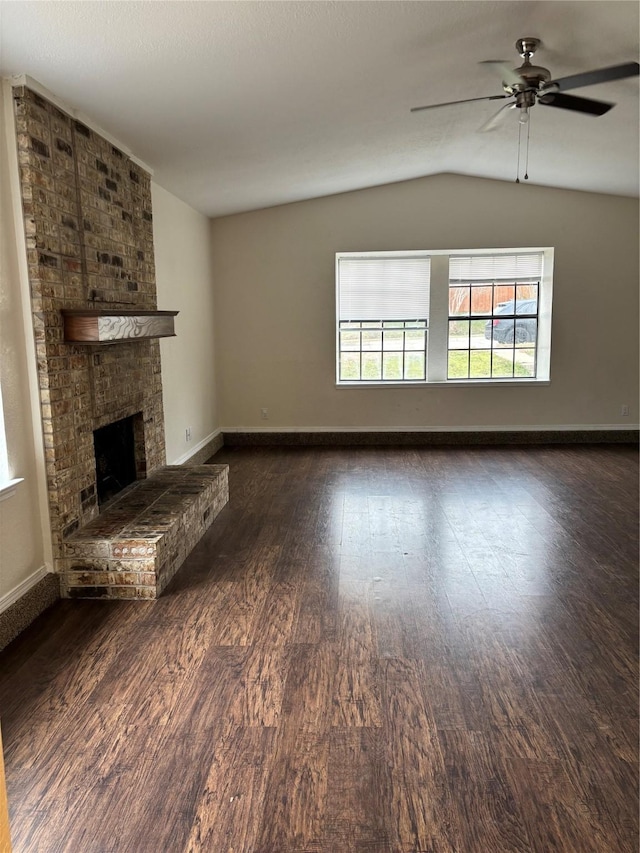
[62,309,178,344]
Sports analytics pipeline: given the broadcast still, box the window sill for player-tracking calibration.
[0,478,24,502]
[336,380,550,389]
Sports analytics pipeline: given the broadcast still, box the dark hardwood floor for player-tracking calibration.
[1,444,638,852]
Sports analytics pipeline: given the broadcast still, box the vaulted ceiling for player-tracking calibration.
[1,1,638,216]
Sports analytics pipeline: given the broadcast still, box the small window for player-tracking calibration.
[0,383,23,500]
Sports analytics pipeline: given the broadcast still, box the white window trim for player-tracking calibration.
[335,247,553,387]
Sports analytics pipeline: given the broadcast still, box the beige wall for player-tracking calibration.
[211,173,639,430]
[0,82,49,602]
[152,183,219,463]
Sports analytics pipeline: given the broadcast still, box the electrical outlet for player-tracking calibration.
[261,408,268,420]
[185,427,192,441]
[621,404,629,417]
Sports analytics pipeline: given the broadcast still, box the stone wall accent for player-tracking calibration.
[60,465,229,599]
[13,86,167,577]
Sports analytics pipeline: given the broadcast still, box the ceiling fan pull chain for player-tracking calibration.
[524,113,531,180]
[515,120,522,183]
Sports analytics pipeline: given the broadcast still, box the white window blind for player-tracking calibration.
[449,252,543,283]
[338,256,431,321]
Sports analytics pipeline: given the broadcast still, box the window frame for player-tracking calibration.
[335,247,553,387]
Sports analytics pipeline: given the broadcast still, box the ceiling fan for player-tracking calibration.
[411,38,639,131]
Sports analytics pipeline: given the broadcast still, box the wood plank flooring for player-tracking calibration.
[0,444,638,852]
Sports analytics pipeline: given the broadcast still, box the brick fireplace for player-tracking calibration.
[13,85,227,598]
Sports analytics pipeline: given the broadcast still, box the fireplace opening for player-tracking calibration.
[93,415,141,507]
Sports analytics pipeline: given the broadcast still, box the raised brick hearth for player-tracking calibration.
[13,85,227,598]
[61,465,228,599]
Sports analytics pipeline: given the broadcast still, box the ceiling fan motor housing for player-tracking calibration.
[515,63,551,87]
[504,66,552,95]
[503,37,552,96]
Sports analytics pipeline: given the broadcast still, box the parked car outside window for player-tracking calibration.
[485,299,537,344]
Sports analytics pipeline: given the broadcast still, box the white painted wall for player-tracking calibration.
[152,183,219,463]
[211,173,639,430]
[0,82,49,603]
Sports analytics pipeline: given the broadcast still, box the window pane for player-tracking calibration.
[362,330,382,351]
[340,352,360,380]
[470,319,490,349]
[383,353,402,380]
[340,330,360,351]
[449,319,469,349]
[469,351,491,378]
[362,352,382,380]
[516,283,537,307]
[340,321,361,330]
[494,319,515,346]
[491,350,515,377]
[517,349,536,377]
[516,301,536,315]
[514,319,537,346]
[405,352,425,380]
[449,286,469,317]
[448,350,469,379]
[405,329,425,351]
[470,285,492,315]
[494,285,515,310]
[383,329,403,351]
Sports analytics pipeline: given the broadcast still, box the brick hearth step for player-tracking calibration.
[60,465,229,599]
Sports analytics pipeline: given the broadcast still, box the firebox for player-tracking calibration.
[93,415,142,507]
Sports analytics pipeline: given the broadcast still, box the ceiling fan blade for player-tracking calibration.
[538,92,613,116]
[411,94,509,113]
[478,102,517,132]
[549,61,639,92]
[479,60,525,89]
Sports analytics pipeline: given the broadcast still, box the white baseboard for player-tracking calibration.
[0,564,52,615]
[171,429,222,465]
[221,424,639,433]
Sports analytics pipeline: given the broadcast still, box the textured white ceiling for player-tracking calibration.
[1,1,638,216]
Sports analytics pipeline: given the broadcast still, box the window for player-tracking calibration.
[448,253,542,380]
[336,248,553,385]
[0,383,23,501]
[337,255,430,382]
